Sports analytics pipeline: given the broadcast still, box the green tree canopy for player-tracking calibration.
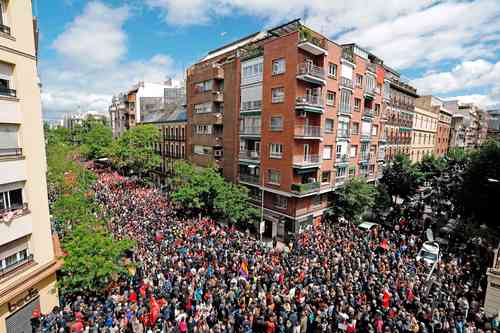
[60,221,134,296]
[107,124,160,175]
[380,154,422,204]
[332,177,376,223]
[80,123,113,160]
[460,140,500,228]
[417,154,446,184]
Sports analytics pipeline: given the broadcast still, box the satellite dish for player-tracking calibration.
[426,228,434,242]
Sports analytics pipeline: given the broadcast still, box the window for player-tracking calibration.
[339,89,352,114]
[356,74,363,87]
[194,125,213,135]
[270,143,283,158]
[0,124,19,153]
[1,247,30,271]
[328,63,337,78]
[326,91,336,106]
[371,125,378,136]
[325,119,334,133]
[194,80,213,93]
[336,166,347,178]
[351,122,359,135]
[375,104,380,116]
[271,87,284,103]
[194,102,212,114]
[312,195,321,207]
[350,145,357,158]
[321,171,331,184]
[348,167,356,177]
[270,116,283,131]
[272,194,287,209]
[268,169,281,185]
[193,145,212,155]
[354,98,361,111]
[241,58,263,85]
[0,188,23,212]
[272,58,286,75]
[323,145,332,160]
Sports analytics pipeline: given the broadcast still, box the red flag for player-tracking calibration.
[383,290,391,309]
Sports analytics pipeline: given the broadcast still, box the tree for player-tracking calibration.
[417,154,446,184]
[60,221,134,296]
[460,140,500,229]
[171,161,258,225]
[380,154,422,204]
[107,124,160,175]
[80,123,112,160]
[331,177,376,223]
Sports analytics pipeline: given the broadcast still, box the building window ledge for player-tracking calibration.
[0,254,36,281]
[0,31,15,42]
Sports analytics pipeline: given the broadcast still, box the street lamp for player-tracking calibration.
[488,178,499,183]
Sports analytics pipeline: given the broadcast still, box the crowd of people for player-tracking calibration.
[38,170,495,332]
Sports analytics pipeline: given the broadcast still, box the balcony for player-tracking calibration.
[295,95,324,114]
[360,133,371,142]
[1,203,30,223]
[0,87,16,98]
[378,152,385,161]
[364,86,376,99]
[298,30,328,56]
[336,154,349,164]
[293,154,321,168]
[294,125,322,139]
[239,174,260,185]
[367,63,377,74]
[240,126,261,137]
[291,181,320,195]
[0,148,22,160]
[212,65,224,80]
[212,91,224,103]
[335,176,347,186]
[359,153,369,162]
[0,24,11,36]
[0,254,34,279]
[363,107,374,118]
[341,48,354,63]
[340,77,353,90]
[239,150,260,161]
[297,63,326,86]
[338,105,352,116]
[337,129,350,140]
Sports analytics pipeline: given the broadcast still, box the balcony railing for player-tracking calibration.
[1,203,29,222]
[340,77,353,89]
[360,133,371,141]
[0,87,17,98]
[239,174,260,185]
[0,24,11,35]
[213,91,224,102]
[0,254,34,278]
[359,153,369,161]
[0,148,22,159]
[239,150,260,161]
[364,86,376,98]
[297,63,326,80]
[337,129,350,139]
[291,181,320,194]
[336,154,349,163]
[339,105,352,115]
[367,63,377,73]
[296,95,323,108]
[363,108,374,117]
[240,126,261,136]
[294,125,322,138]
[342,48,354,63]
[293,154,321,166]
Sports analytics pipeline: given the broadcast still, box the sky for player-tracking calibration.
[38,0,500,121]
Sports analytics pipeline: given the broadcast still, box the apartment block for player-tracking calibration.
[383,67,418,160]
[109,81,184,138]
[186,20,400,240]
[486,105,500,141]
[143,106,187,187]
[0,1,61,332]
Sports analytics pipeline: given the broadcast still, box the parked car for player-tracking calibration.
[417,241,440,265]
[357,221,380,232]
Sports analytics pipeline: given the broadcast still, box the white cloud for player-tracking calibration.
[42,2,181,120]
[52,1,129,67]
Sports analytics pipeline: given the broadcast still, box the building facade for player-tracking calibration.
[383,69,418,160]
[486,105,500,140]
[0,1,61,332]
[186,21,398,240]
[410,102,437,163]
[143,107,187,186]
[109,81,184,138]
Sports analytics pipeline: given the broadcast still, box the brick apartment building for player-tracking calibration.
[186,20,412,240]
[383,68,418,160]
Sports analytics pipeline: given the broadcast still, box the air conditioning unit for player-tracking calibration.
[298,111,307,118]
